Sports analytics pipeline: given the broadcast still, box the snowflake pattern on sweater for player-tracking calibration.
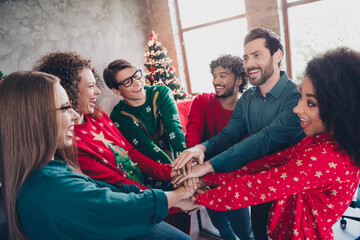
[196,134,360,240]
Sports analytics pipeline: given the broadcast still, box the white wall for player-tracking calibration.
[0,0,151,114]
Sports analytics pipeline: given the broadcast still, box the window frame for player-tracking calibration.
[174,0,246,94]
[281,0,322,79]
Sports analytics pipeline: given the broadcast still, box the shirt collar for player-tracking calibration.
[255,71,289,99]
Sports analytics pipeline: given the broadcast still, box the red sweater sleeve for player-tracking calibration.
[122,134,172,181]
[197,137,346,211]
[129,148,172,181]
[203,140,298,185]
[78,150,146,190]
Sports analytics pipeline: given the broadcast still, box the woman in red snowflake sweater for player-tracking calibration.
[177,47,360,240]
[34,51,175,190]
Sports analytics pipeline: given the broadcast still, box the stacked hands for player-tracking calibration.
[170,144,214,214]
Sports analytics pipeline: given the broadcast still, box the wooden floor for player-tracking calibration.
[190,207,221,240]
[189,206,360,240]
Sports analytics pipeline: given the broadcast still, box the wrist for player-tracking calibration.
[204,161,214,174]
[197,144,206,153]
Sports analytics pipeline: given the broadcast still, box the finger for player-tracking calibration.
[171,174,188,187]
[181,165,187,176]
[174,152,198,170]
[185,161,192,175]
[171,173,183,186]
[172,152,190,170]
[195,189,205,194]
[198,153,205,164]
[186,179,194,192]
[183,179,189,192]
[191,159,199,166]
[191,178,199,192]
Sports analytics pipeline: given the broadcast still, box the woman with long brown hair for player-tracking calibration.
[0,71,196,240]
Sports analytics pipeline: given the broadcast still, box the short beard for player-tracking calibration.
[248,58,274,86]
[215,81,237,98]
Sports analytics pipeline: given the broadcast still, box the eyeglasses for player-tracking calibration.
[56,102,73,113]
[117,69,142,88]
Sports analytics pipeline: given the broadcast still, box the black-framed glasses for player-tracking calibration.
[117,69,142,88]
[56,102,73,112]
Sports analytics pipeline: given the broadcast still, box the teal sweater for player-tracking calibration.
[17,160,168,240]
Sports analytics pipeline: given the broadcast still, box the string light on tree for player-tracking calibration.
[144,31,190,101]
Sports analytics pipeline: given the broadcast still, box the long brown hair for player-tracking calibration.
[0,71,59,239]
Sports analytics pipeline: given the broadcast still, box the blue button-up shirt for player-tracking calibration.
[204,71,306,172]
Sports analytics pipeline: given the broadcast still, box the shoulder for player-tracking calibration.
[303,134,348,162]
[84,112,113,126]
[146,85,172,102]
[239,87,256,101]
[110,102,128,120]
[147,85,170,94]
[20,164,88,197]
[194,92,214,103]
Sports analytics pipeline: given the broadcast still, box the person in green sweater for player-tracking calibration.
[0,71,198,240]
[103,59,190,233]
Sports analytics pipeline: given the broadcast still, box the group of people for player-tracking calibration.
[0,26,359,240]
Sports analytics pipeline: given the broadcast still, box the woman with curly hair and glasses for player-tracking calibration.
[176,47,360,240]
[33,52,178,190]
[0,71,196,240]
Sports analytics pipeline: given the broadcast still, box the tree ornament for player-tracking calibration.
[149,30,158,41]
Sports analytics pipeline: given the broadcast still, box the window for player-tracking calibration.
[284,0,360,82]
[176,0,247,94]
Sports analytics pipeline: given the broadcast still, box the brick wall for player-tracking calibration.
[146,0,179,72]
[244,0,281,36]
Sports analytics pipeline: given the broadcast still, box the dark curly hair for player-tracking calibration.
[244,27,283,68]
[305,47,360,166]
[33,51,102,116]
[209,54,248,93]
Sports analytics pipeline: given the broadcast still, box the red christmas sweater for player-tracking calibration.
[196,133,360,240]
[74,112,172,190]
[185,92,234,147]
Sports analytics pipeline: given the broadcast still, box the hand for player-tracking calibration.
[183,177,200,192]
[171,162,214,188]
[178,159,198,177]
[165,185,196,209]
[172,144,206,171]
[186,205,202,215]
[173,198,202,214]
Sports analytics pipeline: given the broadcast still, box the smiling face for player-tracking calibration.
[293,77,326,136]
[77,68,101,118]
[212,66,241,98]
[56,83,80,149]
[113,67,146,106]
[243,38,280,87]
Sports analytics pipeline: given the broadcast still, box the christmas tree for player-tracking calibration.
[0,71,6,82]
[144,31,189,101]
